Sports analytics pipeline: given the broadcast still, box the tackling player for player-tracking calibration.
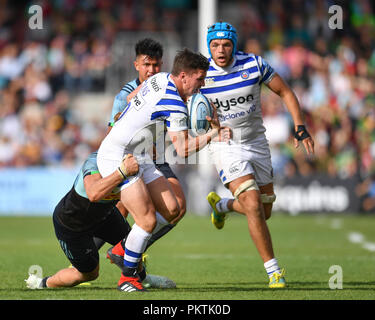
[97,48,221,292]
[202,22,314,288]
[25,152,138,288]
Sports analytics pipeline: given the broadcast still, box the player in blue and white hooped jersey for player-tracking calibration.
[97,48,220,292]
[105,39,185,289]
[107,39,186,235]
[203,22,315,288]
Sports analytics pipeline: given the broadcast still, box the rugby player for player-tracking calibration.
[25,152,138,288]
[202,22,314,288]
[97,48,221,292]
[106,39,185,263]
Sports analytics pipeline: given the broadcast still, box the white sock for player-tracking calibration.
[124,223,152,269]
[153,211,169,234]
[264,258,281,278]
[216,198,230,213]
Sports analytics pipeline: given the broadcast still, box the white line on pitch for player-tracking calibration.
[347,231,375,252]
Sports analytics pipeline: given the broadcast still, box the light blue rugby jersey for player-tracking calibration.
[73,152,119,203]
[108,78,141,127]
[200,51,275,145]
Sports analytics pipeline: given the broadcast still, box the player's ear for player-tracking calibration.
[180,71,187,84]
[134,60,139,71]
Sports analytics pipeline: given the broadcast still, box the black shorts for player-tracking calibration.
[155,162,178,180]
[53,206,131,273]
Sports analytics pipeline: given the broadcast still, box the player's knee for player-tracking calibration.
[144,212,157,233]
[80,266,99,283]
[175,197,187,223]
[138,207,157,233]
[239,192,263,218]
[264,204,272,220]
[168,202,181,221]
[260,193,275,220]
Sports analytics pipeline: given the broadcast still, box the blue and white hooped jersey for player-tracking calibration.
[108,78,141,127]
[99,72,188,159]
[201,51,275,145]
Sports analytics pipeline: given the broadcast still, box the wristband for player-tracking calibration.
[117,167,127,180]
[294,125,311,141]
[117,154,130,180]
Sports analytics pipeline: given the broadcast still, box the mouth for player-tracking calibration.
[216,56,227,64]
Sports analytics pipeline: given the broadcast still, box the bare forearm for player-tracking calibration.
[175,129,218,158]
[85,172,123,202]
[186,129,218,157]
[280,90,305,127]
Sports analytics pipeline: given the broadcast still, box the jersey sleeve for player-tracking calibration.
[108,82,137,127]
[256,55,276,85]
[150,78,188,132]
[82,152,100,178]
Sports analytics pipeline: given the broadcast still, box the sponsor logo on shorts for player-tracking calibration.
[228,161,242,176]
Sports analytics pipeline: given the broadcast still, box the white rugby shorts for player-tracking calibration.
[208,141,273,187]
[97,153,163,192]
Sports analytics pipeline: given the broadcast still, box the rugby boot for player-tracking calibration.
[207,191,227,229]
[268,268,286,288]
[117,273,146,292]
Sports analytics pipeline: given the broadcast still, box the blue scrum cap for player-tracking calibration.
[206,22,237,57]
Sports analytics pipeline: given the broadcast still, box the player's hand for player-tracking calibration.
[294,125,314,155]
[206,102,220,132]
[213,126,232,143]
[117,154,139,179]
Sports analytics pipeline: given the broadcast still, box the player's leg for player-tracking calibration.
[259,183,275,220]
[213,182,274,219]
[144,171,180,224]
[44,264,99,288]
[155,163,186,224]
[227,175,285,288]
[228,175,275,261]
[119,178,155,282]
[167,176,186,223]
[30,215,102,289]
[142,164,186,249]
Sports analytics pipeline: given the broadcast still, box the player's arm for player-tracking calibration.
[107,88,134,133]
[84,154,139,202]
[168,106,220,158]
[126,84,142,103]
[266,73,315,155]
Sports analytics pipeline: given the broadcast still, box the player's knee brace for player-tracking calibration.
[260,193,276,204]
[233,179,259,199]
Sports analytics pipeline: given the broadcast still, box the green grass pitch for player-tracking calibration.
[0,213,374,300]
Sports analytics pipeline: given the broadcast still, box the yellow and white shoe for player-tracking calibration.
[207,191,226,230]
[268,268,286,288]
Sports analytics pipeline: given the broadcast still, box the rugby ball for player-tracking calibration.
[187,93,213,136]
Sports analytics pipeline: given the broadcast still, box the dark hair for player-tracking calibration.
[135,38,163,59]
[171,48,209,76]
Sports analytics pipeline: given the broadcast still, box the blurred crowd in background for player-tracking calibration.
[0,0,374,211]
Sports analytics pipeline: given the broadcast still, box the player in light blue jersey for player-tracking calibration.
[108,39,163,128]
[25,152,138,289]
[203,22,315,288]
